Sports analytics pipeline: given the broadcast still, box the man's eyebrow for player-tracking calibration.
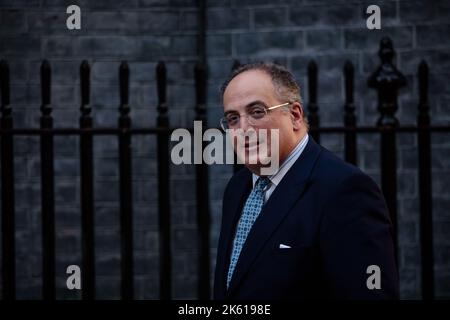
[245,100,267,109]
[223,100,267,116]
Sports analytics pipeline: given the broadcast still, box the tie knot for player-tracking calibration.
[255,176,271,192]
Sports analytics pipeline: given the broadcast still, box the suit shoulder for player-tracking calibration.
[314,146,377,188]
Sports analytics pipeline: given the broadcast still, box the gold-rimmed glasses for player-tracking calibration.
[220,102,290,131]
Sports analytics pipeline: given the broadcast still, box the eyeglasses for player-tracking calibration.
[220,102,290,131]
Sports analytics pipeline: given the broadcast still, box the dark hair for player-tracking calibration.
[220,62,303,105]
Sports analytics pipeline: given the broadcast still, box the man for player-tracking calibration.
[213,62,399,299]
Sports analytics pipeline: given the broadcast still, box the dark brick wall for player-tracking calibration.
[0,0,449,299]
[1,0,200,300]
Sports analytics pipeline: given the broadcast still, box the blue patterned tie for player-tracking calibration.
[227,176,271,288]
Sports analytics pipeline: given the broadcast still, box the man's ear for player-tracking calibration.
[290,102,303,130]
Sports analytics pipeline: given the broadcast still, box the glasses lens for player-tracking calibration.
[248,105,267,125]
[224,114,240,128]
[220,117,229,130]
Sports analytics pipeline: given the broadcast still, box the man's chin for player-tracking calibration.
[237,150,263,164]
[237,154,273,172]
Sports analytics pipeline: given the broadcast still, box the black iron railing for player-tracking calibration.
[1,37,449,301]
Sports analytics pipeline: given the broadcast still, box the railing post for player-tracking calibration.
[229,60,244,174]
[417,60,434,300]
[343,61,357,165]
[195,62,211,299]
[40,60,56,300]
[307,60,320,143]
[156,61,172,300]
[1,60,16,300]
[118,61,134,300]
[368,37,406,262]
[79,60,95,300]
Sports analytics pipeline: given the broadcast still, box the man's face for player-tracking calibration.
[223,70,302,173]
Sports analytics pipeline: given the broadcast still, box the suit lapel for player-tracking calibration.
[226,137,322,296]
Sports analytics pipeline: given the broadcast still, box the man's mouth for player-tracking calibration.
[244,141,259,149]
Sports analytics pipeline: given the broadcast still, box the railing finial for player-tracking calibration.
[368,37,406,127]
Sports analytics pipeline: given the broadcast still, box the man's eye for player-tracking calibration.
[227,115,239,124]
[250,107,266,118]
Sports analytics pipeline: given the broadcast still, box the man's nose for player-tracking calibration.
[238,115,251,131]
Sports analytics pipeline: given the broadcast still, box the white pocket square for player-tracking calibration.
[279,244,291,249]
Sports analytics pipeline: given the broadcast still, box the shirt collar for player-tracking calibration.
[252,134,309,188]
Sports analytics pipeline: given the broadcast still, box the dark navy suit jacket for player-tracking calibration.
[214,136,399,299]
